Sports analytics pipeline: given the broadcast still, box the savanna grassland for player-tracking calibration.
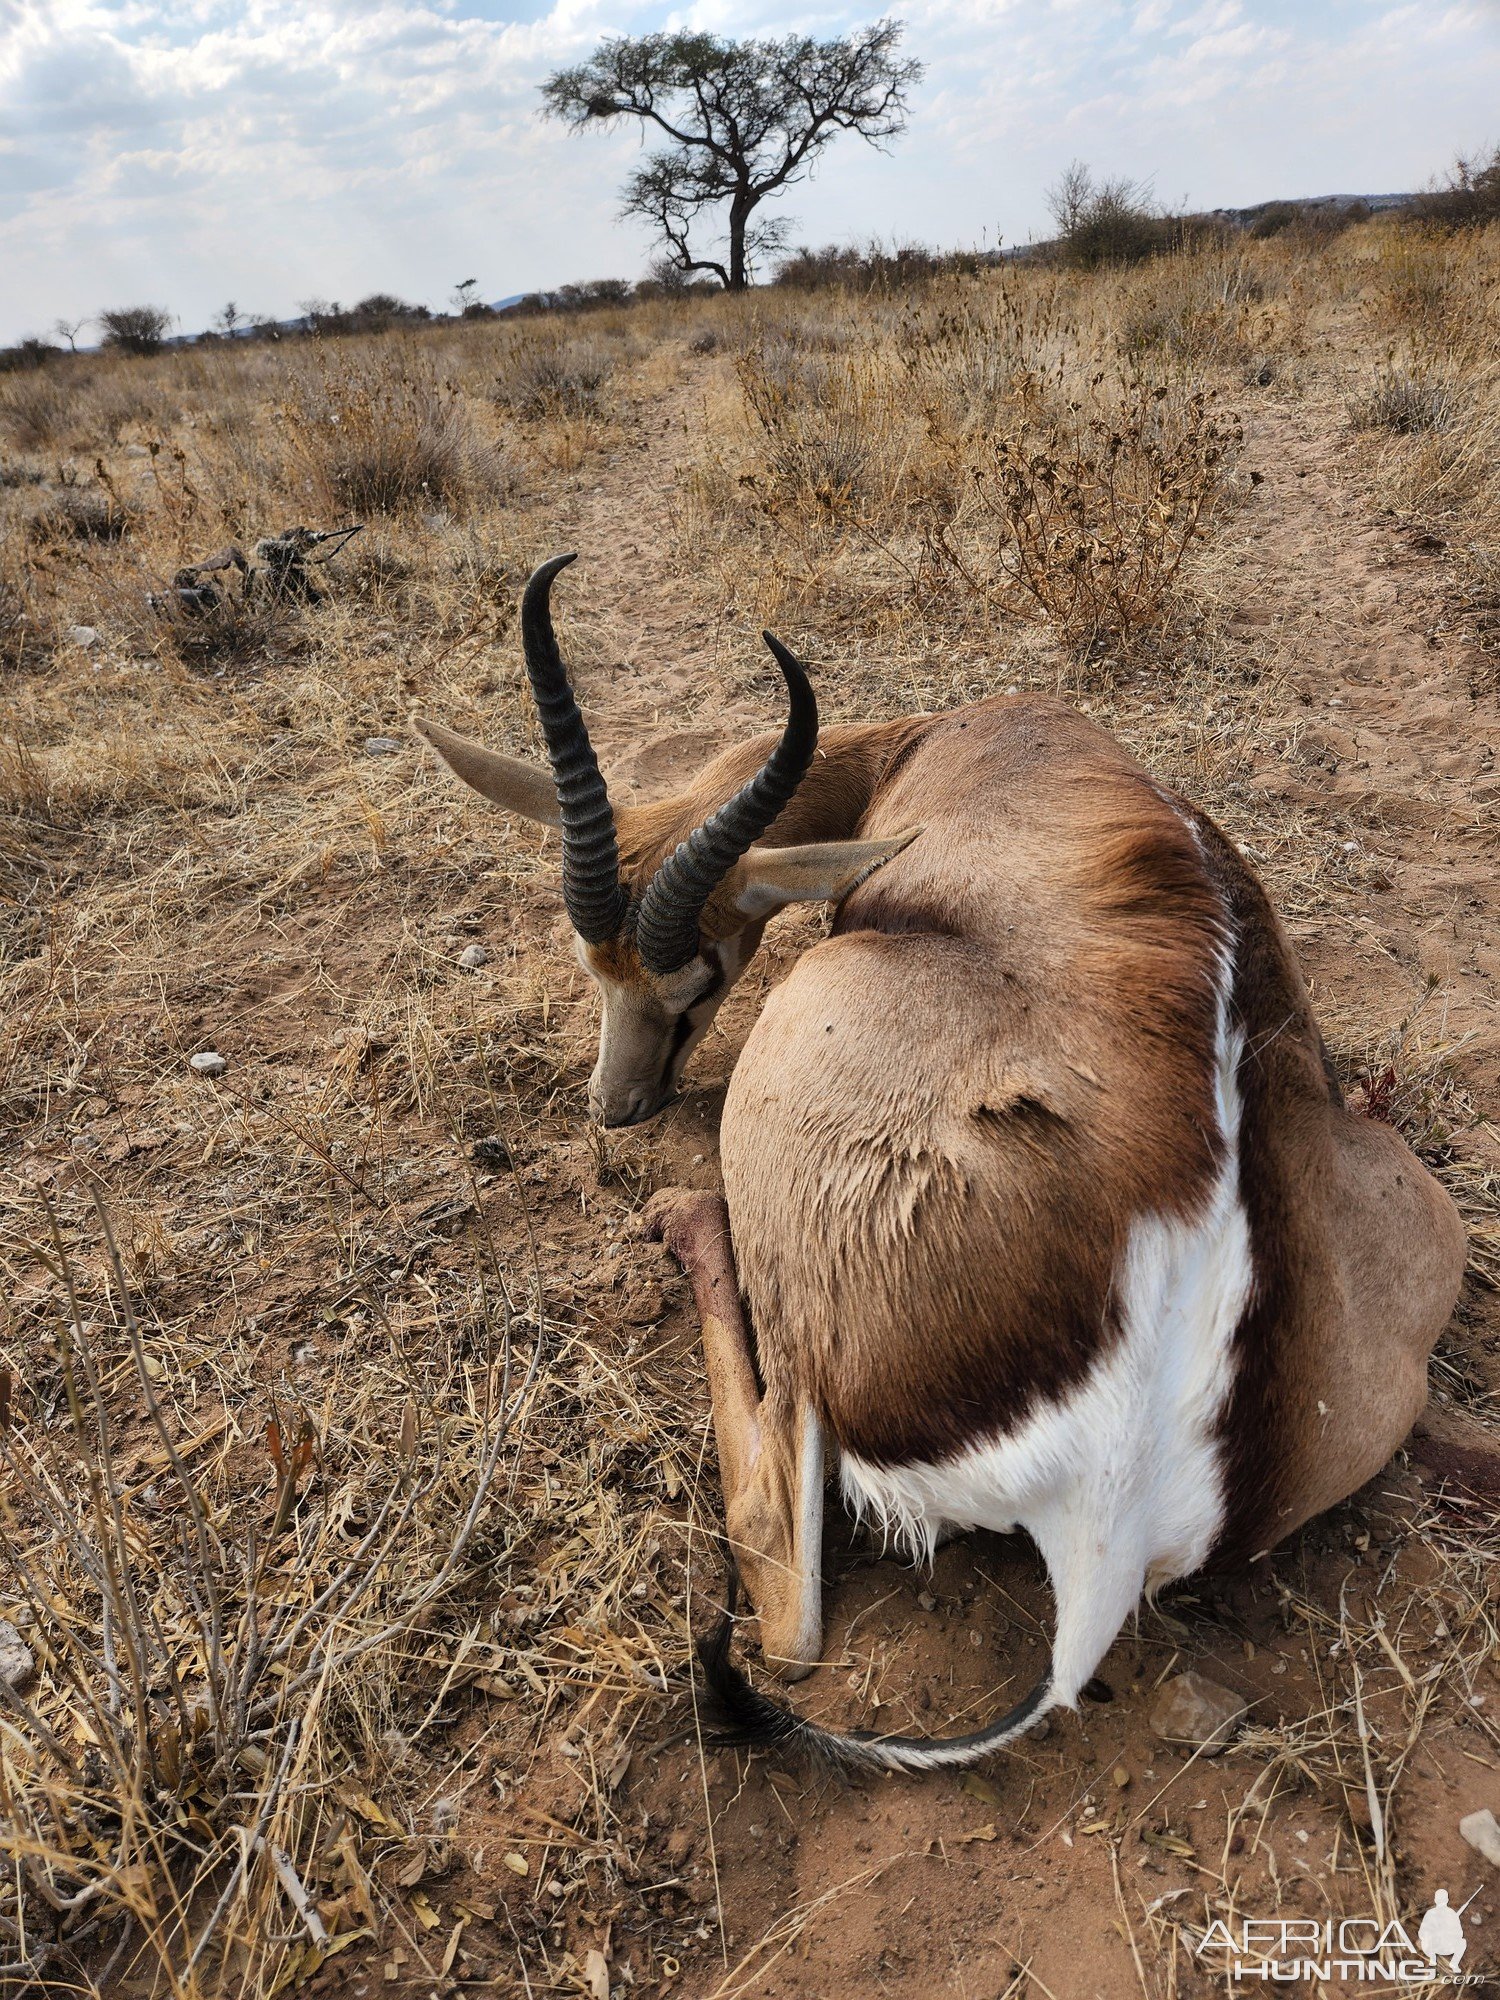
[2,220,1500,2000]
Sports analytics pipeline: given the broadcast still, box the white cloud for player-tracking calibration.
[1,0,1498,341]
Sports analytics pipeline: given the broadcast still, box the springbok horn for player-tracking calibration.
[635,633,818,976]
[522,553,628,944]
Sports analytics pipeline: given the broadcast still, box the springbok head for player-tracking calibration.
[413,554,914,1126]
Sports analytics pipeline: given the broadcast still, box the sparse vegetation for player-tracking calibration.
[1413,142,1500,228]
[1349,364,1457,434]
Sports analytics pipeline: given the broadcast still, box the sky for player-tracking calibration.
[2,0,1498,344]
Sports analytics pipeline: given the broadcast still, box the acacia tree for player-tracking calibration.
[541,21,922,292]
[98,305,173,355]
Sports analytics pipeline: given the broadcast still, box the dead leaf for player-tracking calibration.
[441,1917,466,1974]
[585,1946,610,1999]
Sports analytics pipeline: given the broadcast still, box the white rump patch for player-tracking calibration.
[840,955,1250,1709]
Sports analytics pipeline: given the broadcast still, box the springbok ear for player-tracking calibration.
[732,828,921,919]
[411,713,561,827]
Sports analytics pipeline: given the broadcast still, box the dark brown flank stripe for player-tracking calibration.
[1188,807,1339,1571]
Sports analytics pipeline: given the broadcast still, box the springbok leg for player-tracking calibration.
[642,1189,824,1680]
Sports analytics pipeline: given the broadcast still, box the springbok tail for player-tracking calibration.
[696,1611,1054,1774]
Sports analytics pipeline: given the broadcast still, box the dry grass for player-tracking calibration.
[0,1187,521,1993]
[2,217,1498,1997]
[1354,223,1500,663]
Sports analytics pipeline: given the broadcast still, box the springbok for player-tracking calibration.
[414,554,1466,1773]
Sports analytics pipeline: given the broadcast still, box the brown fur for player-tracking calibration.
[704,695,1464,1562]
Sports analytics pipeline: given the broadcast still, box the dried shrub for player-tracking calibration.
[772,240,952,291]
[1412,144,1500,229]
[1047,162,1173,269]
[951,372,1242,648]
[1349,366,1457,435]
[495,335,617,418]
[287,358,515,516]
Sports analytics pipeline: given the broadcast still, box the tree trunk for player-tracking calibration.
[727,191,752,292]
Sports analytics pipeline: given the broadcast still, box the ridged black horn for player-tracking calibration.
[635,633,818,975]
[522,553,627,944]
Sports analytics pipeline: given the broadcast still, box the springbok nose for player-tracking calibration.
[589,1082,665,1128]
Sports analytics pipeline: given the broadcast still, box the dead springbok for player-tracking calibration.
[414,553,1466,1772]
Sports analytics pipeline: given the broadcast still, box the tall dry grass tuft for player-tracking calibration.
[0,370,74,453]
[286,352,518,517]
[493,331,620,418]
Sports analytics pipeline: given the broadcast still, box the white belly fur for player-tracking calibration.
[840,990,1250,1709]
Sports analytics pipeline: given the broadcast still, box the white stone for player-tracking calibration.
[1460,1808,1500,1868]
[0,1620,36,1691]
[458,943,488,970]
[68,625,99,647]
[189,1051,228,1076]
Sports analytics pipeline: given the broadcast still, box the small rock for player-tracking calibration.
[916,1590,937,1613]
[67,625,99,648]
[188,1051,228,1076]
[1460,1807,1500,1868]
[0,1620,36,1691]
[1150,1671,1247,1756]
[458,943,488,970]
[364,736,401,756]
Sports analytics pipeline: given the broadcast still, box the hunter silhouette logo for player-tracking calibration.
[1198,1890,1482,1983]
[1418,1891,1466,1974]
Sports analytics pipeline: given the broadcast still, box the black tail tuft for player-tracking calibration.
[690,1553,1054,1776]
[695,1612,806,1751]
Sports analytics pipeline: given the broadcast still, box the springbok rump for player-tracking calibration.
[414,554,1466,1774]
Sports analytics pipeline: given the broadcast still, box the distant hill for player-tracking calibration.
[1213,191,1413,226]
